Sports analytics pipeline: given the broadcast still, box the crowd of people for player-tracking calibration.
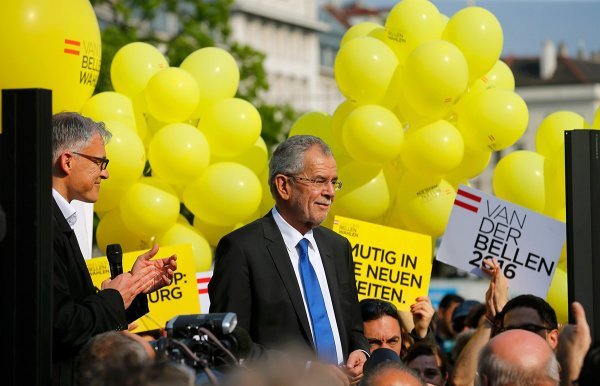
[50,112,598,386]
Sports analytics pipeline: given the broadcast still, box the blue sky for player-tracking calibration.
[338,0,600,58]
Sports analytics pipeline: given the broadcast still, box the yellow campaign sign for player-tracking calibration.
[332,215,433,312]
[86,244,200,333]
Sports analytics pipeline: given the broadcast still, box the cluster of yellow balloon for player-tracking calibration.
[300,0,517,239]
[87,43,266,272]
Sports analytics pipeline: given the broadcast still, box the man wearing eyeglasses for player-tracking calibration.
[209,135,369,385]
[51,112,177,386]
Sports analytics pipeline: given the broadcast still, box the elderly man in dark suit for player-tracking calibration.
[51,112,177,386]
[209,135,369,384]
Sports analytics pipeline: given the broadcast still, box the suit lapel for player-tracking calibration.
[261,213,314,346]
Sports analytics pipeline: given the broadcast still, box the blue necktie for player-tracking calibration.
[297,238,337,364]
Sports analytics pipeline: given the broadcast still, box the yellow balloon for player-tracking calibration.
[391,173,456,236]
[457,88,529,151]
[469,60,515,94]
[334,37,399,104]
[400,120,464,176]
[442,7,503,82]
[445,142,492,180]
[145,67,200,123]
[110,42,168,99]
[0,0,100,126]
[259,166,276,216]
[148,123,210,184]
[82,92,136,131]
[289,111,345,158]
[193,216,237,248]
[183,162,262,226]
[96,209,151,253]
[593,105,600,128]
[335,162,390,221]
[211,136,268,176]
[332,100,356,146]
[546,268,568,325]
[341,22,384,46]
[94,184,128,213]
[402,40,469,118]
[103,121,146,184]
[384,0,444,62]
[119,181,180,237]
[197,98,262,158]
[535,111,587,158]
[180,47,240,119]
[157,223,213,272]
[342,105,404,164]
[492,151,545,213]
[543,150,566,217]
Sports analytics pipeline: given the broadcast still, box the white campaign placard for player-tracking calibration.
[437,185,565,298]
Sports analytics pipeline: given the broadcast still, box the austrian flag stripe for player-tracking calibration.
[197,276,210,295]
[64,39,81,55]
[454,188,482,213]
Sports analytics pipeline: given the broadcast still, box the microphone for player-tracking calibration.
[106,243,123,279]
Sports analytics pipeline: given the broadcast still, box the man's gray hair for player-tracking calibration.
[52,112,111,162]
[476,342,560,386]
[268,135,332,197]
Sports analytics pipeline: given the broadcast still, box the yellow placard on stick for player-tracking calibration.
[332,215,433,311]
[86,244,200,333]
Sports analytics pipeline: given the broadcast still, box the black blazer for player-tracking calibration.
[52,199,148,386]
[208,212,368,360]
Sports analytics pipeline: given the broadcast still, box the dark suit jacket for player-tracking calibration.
[52,199,148,386]
[208,212,368,360]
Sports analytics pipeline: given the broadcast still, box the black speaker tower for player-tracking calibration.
[565,129,600,341]
[0,89,53,385]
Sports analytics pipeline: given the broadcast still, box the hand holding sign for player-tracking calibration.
[482,258,508,319]
[410,296,435,339]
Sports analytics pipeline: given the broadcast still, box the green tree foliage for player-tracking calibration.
[90,0,297,146]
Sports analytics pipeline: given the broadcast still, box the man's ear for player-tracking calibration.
[58,152,74,175]
[548,328,559,350]
[274,175,291,200]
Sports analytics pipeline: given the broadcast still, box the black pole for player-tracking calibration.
[565,129,600,341]
[0,88,53,385]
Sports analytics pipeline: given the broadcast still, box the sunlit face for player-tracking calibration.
[363,315,403,356]
[68,133,109,203]
[279,146,337,234]
[408,354,446,386]
[502,307,559,350]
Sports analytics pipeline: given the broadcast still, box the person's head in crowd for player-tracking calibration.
[578,340,600,386]
[361,359,426,386]
[363,348,402,377]
[135,360,196,386]
[268,134,338,234]
[405,341,448,386]
[52,111,111,203]
[465,303,487,329]
[451,300,481,334]
[361,298,404,357]
[437,294,464,338]
[477,329,559,386]
[499,294,559,350]
[77,331,155,386]
[450,329,476,369]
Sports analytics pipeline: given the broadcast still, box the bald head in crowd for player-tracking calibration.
[361,361,425,386]
[476,329,559,386]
